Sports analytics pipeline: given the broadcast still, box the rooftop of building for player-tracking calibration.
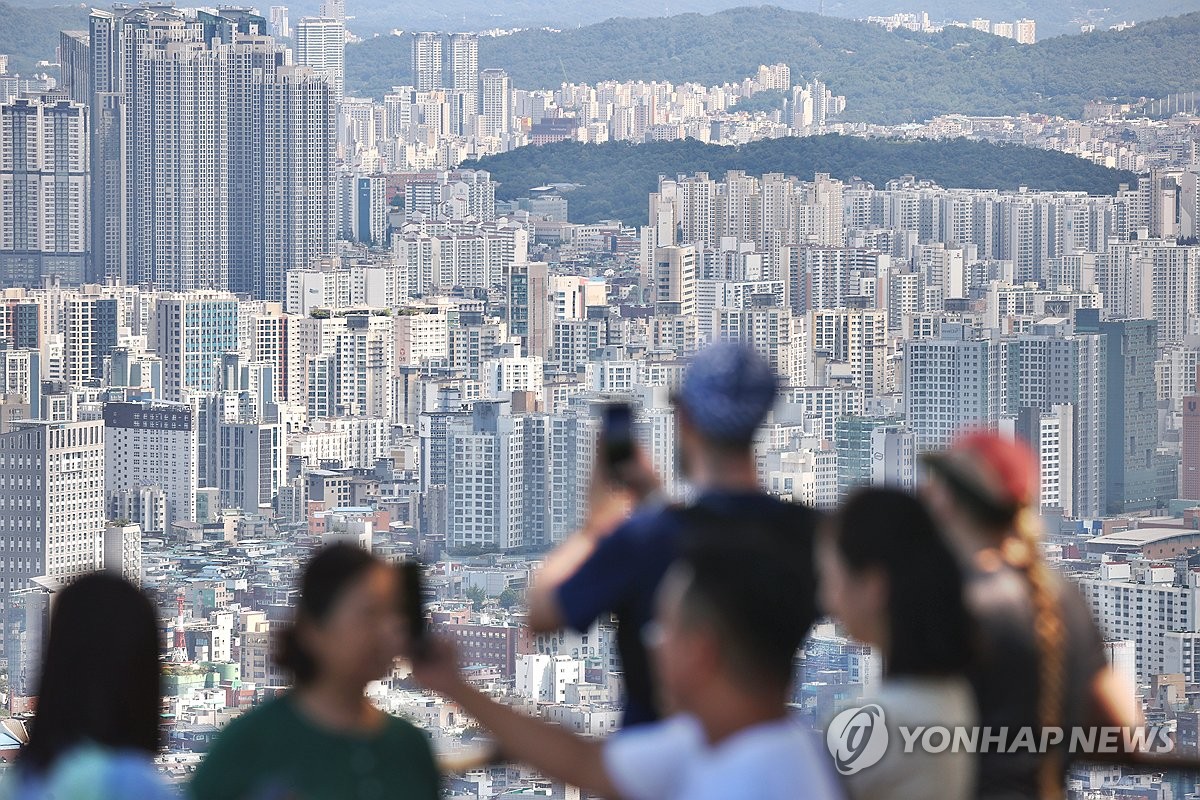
[1087,527,1200,548]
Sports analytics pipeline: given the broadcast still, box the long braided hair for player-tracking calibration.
[1004,507,1066,800]
[928,438,1066,800]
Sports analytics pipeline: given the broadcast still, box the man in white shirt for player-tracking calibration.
[413,533,842,800]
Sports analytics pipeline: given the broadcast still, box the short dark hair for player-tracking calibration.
[21,573,162,775]
[828,488,971,676]
[675,529,813,692]
[276,544,381,684]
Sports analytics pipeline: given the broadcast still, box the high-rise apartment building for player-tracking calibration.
[216,420,285,512]
[508,261,550,361]
[58,32,91,105]
[63,291,119,386]
[153,293,240,402]
[652,245,698,317]
[447,34,479,118]
[1184,388,1200,500]
[0,94,89,287]
[1014,18,1036,44]
[479,69,512,139]
[296,17,346,101]
[810,308,888,398]
[904,323,1005,452]
[88,6,334,297]
[0,420,105,610]
[1076,310,1174,514]
[103,400,199,529]
[268,6,290,38]
[446,401,548,550]
[412,32,443,91]
[318,0,345,21]
[1003,319,1106,518]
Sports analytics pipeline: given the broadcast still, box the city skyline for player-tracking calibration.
[0,2,1199,796]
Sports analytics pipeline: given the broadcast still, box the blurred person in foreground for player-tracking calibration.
[819,488,976,800]
[190,544,437,800]
[526,340,821,727]
[0,572,174,800]
[415,536,842,800]
[922,432,1138,800]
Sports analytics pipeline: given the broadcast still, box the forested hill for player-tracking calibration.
[0,2,89,75]
[346,6,1200,123]
[466,135,1138,225]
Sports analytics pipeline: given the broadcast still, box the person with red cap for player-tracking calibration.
[922,431,1139,800]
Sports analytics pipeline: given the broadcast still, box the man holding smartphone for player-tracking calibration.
[526,341,822,727]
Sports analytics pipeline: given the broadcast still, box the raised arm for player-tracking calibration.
[413,638,621,798]
[526,447,661,632]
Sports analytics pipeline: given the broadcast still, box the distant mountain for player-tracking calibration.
[346,7,1200,123]
[28,0,1182,38]
[465,135,1138,225]
[0,2,89,76]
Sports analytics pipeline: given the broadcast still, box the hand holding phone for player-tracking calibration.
[601,402,635,472]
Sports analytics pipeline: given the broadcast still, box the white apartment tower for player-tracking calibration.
[479,69,512,139]
[0,420,105,609]
[412,32,443,91]
[904,323,1005,452]
[103,401,199,529]
[447,34,479,117]
[88,7,335,298]
[296,17,346,101]
[0,94,89,287]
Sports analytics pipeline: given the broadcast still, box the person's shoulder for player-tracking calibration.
[42,747,175,800]
[604,715,705,800]
[871,677,977,727]
[697,719,840,800]
[102,751,177,800]
[213,695,293,741]
[383,714,435,750]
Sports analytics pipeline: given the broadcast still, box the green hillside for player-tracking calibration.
[0,2,89,75]
[345,6,1200,123]
[466,135,1138,224]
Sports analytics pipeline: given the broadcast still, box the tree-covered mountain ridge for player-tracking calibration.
[346,6,1200,123]
[465,135,1139,225]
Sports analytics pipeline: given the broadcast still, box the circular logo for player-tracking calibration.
[826,704,889,775]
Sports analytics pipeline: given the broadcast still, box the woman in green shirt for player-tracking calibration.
[190,545,439,800]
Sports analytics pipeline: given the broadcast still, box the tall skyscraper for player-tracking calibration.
[0,94,89,288]
[1076,310,1174,514]
[652,245,698,316]
[153,292,240,402]
[412,32,443,91]
[447,33,479,117]
[88,6,334,298]
[479,69,513,140]
[63,292,119,386]
[103,400,199,529]
[1183,376,1200,500]
[296,17,346,102]
[269,6,291,39]
[0,420,105,610]
[58,31,91,104]
[904,323,1005,452]
[318,0,346,21]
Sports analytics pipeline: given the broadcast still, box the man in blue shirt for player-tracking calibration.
[527,341,821,727]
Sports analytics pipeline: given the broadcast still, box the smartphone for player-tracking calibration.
[602,402,635,470]
[399,560,427,647]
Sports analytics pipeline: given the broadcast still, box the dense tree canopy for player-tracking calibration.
[468,135,1137,224]
[0,2,90,75]
[346,7,1200,123]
